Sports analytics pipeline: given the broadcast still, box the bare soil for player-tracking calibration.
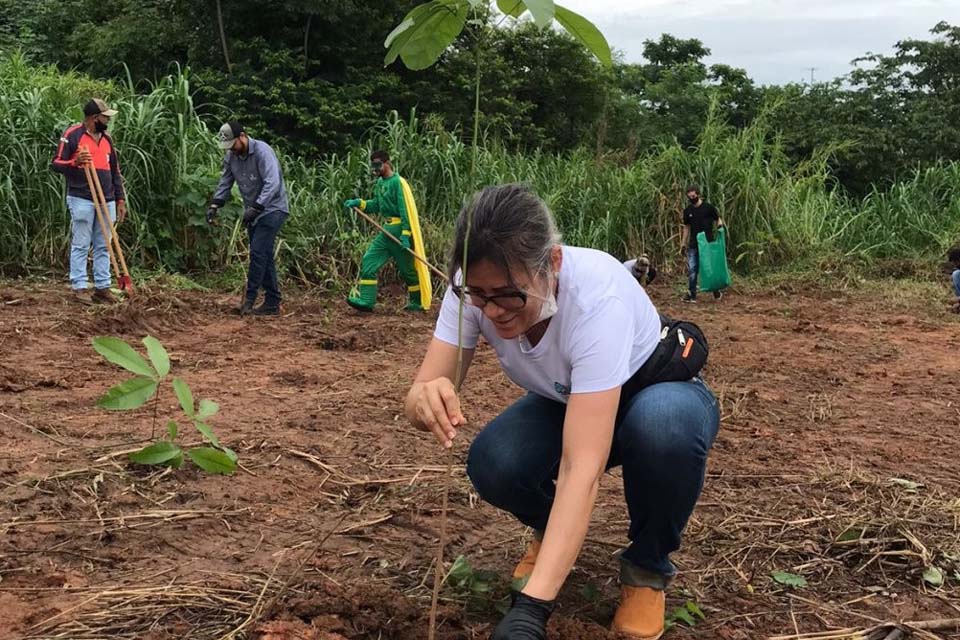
[1,279,958,639]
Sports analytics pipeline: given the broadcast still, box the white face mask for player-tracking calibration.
[534,274,559,324]
[518,272,559,352]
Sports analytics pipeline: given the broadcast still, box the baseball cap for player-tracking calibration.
[218,122,244,149]
[83,98,118,118]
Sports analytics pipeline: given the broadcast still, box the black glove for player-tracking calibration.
[206,205,219,224]
[242,204,263,225]
[491,591,554,640]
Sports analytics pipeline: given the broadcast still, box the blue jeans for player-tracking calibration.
[246,211,287,306]
[686,247,699,298]
[952,269,960,298]
[466,380,720,584]
[67,196,116,290]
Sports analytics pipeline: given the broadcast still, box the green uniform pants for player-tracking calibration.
[354,225,421,309]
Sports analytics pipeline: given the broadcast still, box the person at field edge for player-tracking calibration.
[405,184,720,640]
[50,98,127,304]
[681,185,725,303]
[342,150,425,313]
[623,254,657,287]
[206,122,289,316]
[947,247,960,314]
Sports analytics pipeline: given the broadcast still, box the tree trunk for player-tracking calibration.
[215,0,232,74]
[304,14,313,75]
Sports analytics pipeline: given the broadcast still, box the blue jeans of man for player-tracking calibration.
[67,196,116,290]
[686,247,700,299]
[466,379,720,585]
[246,211,287,307]
[952,269,960,298]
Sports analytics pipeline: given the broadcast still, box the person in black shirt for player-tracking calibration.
[680,185,725,302]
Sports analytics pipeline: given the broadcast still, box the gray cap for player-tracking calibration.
[218,121,243,150]
[84,98,118,118]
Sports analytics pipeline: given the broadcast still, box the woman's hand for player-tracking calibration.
[413,376,466,448]
[491,591,553,640]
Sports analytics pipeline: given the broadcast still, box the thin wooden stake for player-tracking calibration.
[428,187,475,640]
[427,449,452,640]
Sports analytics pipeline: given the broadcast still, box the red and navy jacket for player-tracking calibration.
[50,124,126,202]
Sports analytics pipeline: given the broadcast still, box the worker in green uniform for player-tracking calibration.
[343,150,425,312]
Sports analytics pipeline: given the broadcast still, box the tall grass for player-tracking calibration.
[1,52,957,288]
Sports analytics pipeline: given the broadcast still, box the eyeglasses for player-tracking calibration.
[451,285,528,311]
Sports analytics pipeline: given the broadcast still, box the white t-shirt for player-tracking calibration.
[434,246,662,403]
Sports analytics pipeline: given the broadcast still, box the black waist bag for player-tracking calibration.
[620,314,708,404]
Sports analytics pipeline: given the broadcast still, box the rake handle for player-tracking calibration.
[350,207,448,282]
[82,163,122,283]
[87,162,131,279]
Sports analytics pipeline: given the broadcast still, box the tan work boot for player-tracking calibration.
[512,537,541,580]
[510,534,543,591]
[72,289,93,305]
[611,585,665,640]
[91,288,116,304]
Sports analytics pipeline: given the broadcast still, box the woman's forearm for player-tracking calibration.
[522,464,603,601]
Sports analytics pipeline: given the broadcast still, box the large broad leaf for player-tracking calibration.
[197,399,219,420]
[172,377,194,417]
[93,337,156,378]
[142,336,170,378]
[555,5,611,66]
[97,377,158,410]
[520,0,555,27]
[188,447,237,475]
[129,441,182,465]
[496,0,524,16]
[194,422,221,448]
[384,0,469,70]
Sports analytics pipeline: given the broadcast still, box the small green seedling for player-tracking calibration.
[93,336,237,475]
[665,600,706,629]
[444,555,506,614]
[771,570,808,588]
[446,554,499,596]
[922,566,944,587]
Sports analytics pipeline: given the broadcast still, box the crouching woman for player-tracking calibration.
[404,184,720,639]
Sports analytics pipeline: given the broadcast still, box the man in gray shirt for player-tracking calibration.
[206,122,289,316]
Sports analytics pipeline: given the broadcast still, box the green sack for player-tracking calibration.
[697,226,732,292]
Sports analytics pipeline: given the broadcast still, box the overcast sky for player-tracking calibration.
[560,0,960,85]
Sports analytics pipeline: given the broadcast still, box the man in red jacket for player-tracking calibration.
[50,98,126,304]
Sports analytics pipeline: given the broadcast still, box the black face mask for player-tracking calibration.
[688,195,698,204]
[370,161,384,177]
[94,120,108,133]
